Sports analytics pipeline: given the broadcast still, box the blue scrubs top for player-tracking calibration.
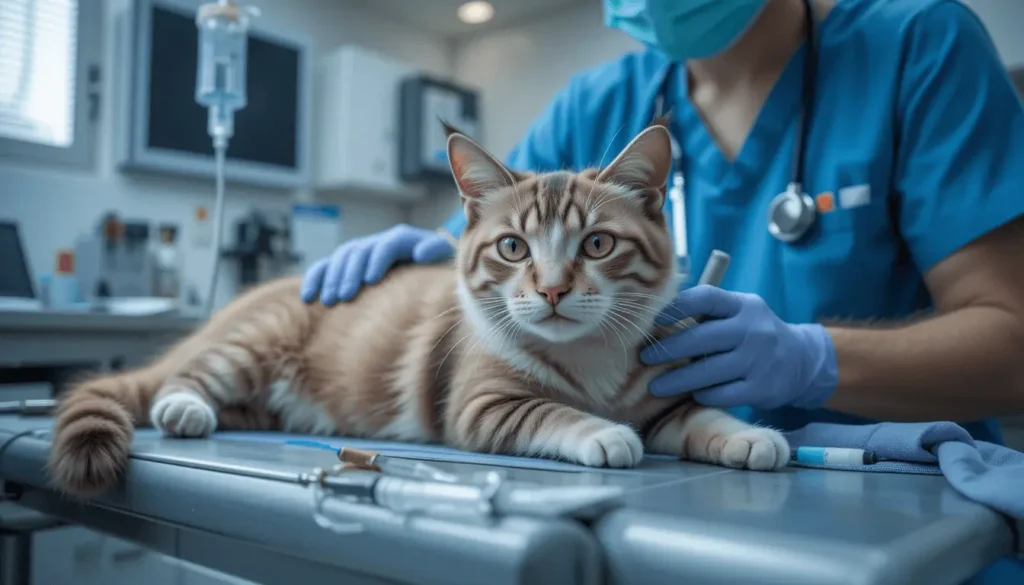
[440,0,1024,444]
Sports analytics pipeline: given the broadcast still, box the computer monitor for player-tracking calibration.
[0,222,36,300]
[114,0,313,189]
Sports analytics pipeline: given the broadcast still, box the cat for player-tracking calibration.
[48,118,790,498]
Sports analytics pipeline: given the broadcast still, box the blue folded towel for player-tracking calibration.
[784,421,1024,520]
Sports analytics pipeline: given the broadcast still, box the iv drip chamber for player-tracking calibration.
[195,1,258,142]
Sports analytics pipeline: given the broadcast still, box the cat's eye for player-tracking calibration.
[582,232,615,259]
[497,236,529,262]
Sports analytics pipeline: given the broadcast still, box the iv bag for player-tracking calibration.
[195,3,253,111]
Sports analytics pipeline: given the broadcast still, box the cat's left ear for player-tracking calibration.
[596,118,673,213]
[444,122,519,203]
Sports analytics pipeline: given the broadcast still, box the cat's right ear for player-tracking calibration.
[595,120,673,218]
[445,127,517,203]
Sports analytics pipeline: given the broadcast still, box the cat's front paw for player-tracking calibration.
[150,390,217,438]
[565,424,644,468]
[715,427,790,471]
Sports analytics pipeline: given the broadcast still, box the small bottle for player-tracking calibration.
[50,250,79,308]
[154,224,181,302]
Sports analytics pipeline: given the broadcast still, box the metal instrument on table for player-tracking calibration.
[301,446,625,535]
[0,400,56,417]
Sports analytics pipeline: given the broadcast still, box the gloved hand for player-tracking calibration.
[640,285,838,410]
[300,224,454,305]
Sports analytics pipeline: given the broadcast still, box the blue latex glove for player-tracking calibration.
[300,224,454,305]
[640,285,839,410]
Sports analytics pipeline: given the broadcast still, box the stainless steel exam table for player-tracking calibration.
[0,415,1014,585]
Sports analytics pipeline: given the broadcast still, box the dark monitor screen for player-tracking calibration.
[146,5,300,169]
[0,223,36,299]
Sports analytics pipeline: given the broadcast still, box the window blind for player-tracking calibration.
[0,0,78,148]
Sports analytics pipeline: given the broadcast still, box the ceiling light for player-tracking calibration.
[457,1,494,24]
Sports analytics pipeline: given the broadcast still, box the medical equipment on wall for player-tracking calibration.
[656,0,819,252]
[398,74,481,183]
[220,209,302,287]
[74,213,157,301]
[194,0,259,316]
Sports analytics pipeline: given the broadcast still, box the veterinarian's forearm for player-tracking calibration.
[823,306,1024,422]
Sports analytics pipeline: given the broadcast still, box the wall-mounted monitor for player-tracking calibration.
[115,0,312,189]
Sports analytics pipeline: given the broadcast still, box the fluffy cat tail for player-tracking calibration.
[48,364,166,498]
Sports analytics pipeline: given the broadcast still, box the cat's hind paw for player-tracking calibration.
[150,390,217,438]
[566,424,644,468]
[717,427,790,471]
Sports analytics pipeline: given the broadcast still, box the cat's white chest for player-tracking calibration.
[511,342,641,411]
[574,354,635,400]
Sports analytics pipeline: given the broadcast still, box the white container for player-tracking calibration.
[315,45,425,200]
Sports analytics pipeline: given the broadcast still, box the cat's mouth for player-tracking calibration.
[540,313,578,324]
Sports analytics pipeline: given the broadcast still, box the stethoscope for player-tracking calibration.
[656,0,819,249]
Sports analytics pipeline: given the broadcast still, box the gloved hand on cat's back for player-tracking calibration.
[300,224,454,305]
[641,285,840,411]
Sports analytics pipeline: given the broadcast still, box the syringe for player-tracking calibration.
[664,250,731,332]
[697,249,731,287]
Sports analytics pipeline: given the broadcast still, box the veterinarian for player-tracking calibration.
[301,0,1024,445]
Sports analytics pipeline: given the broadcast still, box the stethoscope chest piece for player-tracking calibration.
[767,182,816,243]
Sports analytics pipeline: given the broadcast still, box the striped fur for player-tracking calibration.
[48,120,788,498]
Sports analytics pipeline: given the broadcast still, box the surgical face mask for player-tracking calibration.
[603,0,769,61]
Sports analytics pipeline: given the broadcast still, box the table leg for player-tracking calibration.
[0,532,30,585]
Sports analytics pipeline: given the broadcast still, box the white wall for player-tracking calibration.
[0,0,453,309]
[961,0,1024,68]
[454,2,640,158]
[408,2,642,229]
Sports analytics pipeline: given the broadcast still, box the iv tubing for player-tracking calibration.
[205,136,229,317]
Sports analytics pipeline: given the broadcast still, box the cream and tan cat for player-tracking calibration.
[49,119,789,497]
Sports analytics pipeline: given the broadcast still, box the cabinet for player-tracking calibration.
[315,45,425,200]
[33,527,181,585]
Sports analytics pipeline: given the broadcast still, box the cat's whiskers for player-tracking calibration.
[485,310,521,349]
[463,311,519,364]
[596,310,633,370]
[606,306,665,354]
[582,313,610,346]
[429,317,465,354]
[423,306,493,352]
[617,291,675,301]
[424,293,468,323]
[436,306,511,375]
[612,300,664,324]
[616,292,684,319]
[490,315,523,357]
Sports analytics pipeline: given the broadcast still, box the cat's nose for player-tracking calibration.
[537,285,571,306]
